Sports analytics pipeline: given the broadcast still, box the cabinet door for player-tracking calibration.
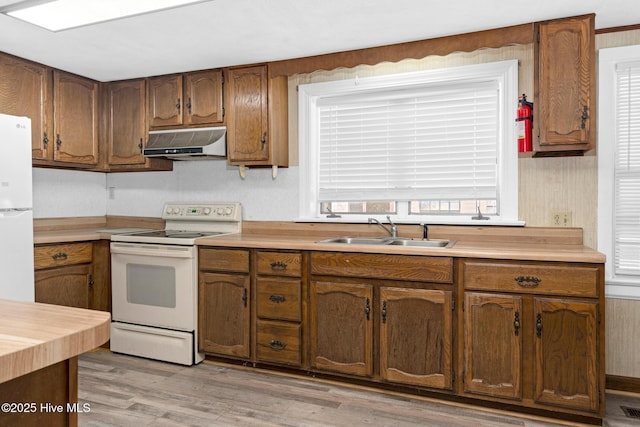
[184,69,223,126]
[35,264,91,309]
[106,79,146,165]
[380,287,453,389]
[148,74,183,128]
[310,280,373,377]
[463,292,522,400]
[199,272,250,359]
[226,65,269,163]
[53,71,98,165]
[0,53,52,160]
[535,15,594,152]
[533,297,599,412]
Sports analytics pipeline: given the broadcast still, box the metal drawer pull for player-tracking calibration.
[269,340,286,351]
[365,298,370,320]
[269,294,286,304]
[270,261,287,271]
[514,311,520,336]
[381,301,387,324]
[52,252,68,261]
[514,276,541,287]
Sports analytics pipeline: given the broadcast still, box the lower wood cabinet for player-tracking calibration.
[380,287,453,389]
[195,247,605,424]
[461,259,603,417]
[310,280,373,377]
[199,272,251,359]
[34,242,94,309]
[198,248,251,359]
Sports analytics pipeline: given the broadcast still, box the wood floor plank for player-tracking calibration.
[76,351,639,427]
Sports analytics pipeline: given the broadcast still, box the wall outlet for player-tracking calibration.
[552,211,573,227]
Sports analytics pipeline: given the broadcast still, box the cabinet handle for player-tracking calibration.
[514,276,541,288]
[55,134,62,150]
[52,252,68,261]
[269,294,286,304]
[514,311,520,336]
[242,288,248,307]
[381,300,387,324]
[186,97,192,114]
[138,138,143,153]
[269,340,286,351]
[270,261,287,271]
[176,99,181,112]
[581,105,589,129]
[261,131,267,146]
[536,313,542,338]
[365,298,370,320]
[43,132,49,148]
[88,274,94,288]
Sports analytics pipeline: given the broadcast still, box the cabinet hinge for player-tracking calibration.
[462,300,465,312]
[222,107,225,118]
[87,274,94,288]
[221,73,224,84]
[452,370,455,383]
[451,296,455,311]
[462,370,465,384]
[536,30,540,43]
[597,311,601,324]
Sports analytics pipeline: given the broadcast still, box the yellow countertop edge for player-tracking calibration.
[0,299,111,384]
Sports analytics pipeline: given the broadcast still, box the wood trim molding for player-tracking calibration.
[606,374,640,393]
[596,24,640,35]
[269,23,534,77]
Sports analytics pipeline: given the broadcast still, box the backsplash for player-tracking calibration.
[32,161,299,220]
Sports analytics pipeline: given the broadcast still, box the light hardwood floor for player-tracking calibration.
[78,351,639,427]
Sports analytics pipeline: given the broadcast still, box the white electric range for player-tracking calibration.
[110,202,242,365]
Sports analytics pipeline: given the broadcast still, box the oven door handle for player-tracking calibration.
[110,242,195,258]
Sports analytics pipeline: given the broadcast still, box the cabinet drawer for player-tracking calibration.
[199,248,249,273]
[257,251,302,277]
[256,320,301,366]
[257,278,301,322]
[34,242,92,269]
[311,252,453,283]
[463,260,600,297]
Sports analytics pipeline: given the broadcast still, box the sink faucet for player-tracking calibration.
[368,216,398,238]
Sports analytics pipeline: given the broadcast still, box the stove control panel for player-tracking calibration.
[162,202,242,222]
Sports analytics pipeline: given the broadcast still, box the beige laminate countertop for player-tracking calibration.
[195,233,606,263]
[0,299,110,384]
[33,227,606,264]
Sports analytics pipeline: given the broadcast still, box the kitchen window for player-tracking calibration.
[598,45,640,299]
[298,60,519,224]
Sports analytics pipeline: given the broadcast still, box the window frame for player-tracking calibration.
[297,60,521,225]
[598,44,640,300]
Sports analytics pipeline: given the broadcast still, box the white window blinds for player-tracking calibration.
[316,82,499,202]
[615,62,640,277]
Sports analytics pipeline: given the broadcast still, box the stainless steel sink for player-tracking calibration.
[318,236,454,248]
[387,238,454,248]
[318,236,393,245]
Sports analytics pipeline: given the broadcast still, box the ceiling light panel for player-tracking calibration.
[4,0,209,31]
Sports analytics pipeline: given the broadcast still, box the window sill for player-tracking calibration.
[605,282,640,300]
[294,217,526,227]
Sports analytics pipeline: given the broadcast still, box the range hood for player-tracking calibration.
[143,127,226,160]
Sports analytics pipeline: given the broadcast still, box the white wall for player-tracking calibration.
[32,168,107,218]
[32,161,300,220]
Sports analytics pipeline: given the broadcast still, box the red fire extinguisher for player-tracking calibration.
[516,94,533,152]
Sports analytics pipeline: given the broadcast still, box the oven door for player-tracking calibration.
[110,242,197,331]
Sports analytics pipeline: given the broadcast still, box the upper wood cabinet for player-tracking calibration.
[534,14,595,156]
[52,70,99,165]
[106,79,146,165]
[148,69,223,129]
[225,64,288,167]
[0,52,52,160]
[102,79,172,171]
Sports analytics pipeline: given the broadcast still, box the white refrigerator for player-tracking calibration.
[0,113,34,302]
